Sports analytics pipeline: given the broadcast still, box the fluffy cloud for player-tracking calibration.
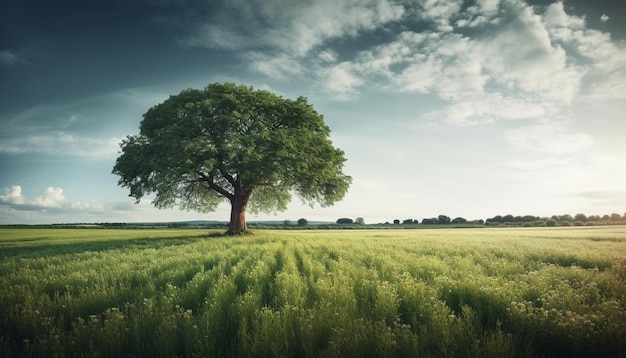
[0,185,130,218]
[242,52,306,81]
[182,0,623,129]
[1,185,66,210]
[0,132,119,157]
[184,0,405,56]
[410,0,464,32]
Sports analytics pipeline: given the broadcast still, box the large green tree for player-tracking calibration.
[113,83,352,234]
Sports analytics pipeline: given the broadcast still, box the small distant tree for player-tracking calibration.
[336,218,354,224]
[297,218,308,226]
[438,215,451,225]
[488,215,503,224]
[421,218,438,225]
[402,219,414,224]
[502,214,514,222]
[522,215,538,222]
[283,220,292,226]
[546,219,557,227]
[588,215,601,222]
[355,217,365,225]
[574,213,588,223]
[393,219,400,225]
[451,217,467,224]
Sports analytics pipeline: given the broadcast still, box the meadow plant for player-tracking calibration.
[1,227,625,357]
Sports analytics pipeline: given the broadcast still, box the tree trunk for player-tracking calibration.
[227,193,249,235]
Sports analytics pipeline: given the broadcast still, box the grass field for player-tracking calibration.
[1,227,625,357]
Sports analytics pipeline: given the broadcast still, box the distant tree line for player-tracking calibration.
[336,217,365,225]
[384,215,483,225]
[357,211,626,227]
[485,212,626,227]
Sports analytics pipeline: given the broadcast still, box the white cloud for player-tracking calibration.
[318,0,625,130]
[242,52,306,80]
[540,2,626,102]
[600,14,609,23]
[1,185,66,210]
[1,186,25,205]
[185,0,404,57]
[318,49,339,63]
[407,0,463,32]
[0,185,131,221]
[174,0,626,134]
[457,0,502,28]
[321,62,365,100]
[478,1,583,103]
[0,131,120,157]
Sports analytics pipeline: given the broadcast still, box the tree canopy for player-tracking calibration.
[113,83,351,234]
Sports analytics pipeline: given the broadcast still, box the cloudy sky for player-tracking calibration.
[1,0,625,224]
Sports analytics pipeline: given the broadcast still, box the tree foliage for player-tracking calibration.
[112,83,352,234]
[336,218,354,224]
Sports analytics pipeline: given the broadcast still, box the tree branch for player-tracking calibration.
[196,170,234,200]
[217,164,237,186]
[216,151,237,186]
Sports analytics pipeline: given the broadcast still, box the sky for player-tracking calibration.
[1,0,625,225]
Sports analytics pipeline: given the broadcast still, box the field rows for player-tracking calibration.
[1,227,625,357]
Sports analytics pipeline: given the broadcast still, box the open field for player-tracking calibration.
[1,227,625,357]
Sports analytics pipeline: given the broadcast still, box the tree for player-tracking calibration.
[574,213,588,223]
[337,218,354,224]
[297,218,308,226]
[488,215,503,223]
[522,215,538,222]
[438,215,451,225]
[355,217,365,225]
[451,217,467,224]
[113,83,352,235]
[588,215,601,222]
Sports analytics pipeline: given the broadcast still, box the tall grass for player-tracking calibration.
[1,227,625,357]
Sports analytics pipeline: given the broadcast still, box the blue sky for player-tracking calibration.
[1,0,625,224]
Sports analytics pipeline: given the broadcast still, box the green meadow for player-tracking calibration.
[1,227,625,357]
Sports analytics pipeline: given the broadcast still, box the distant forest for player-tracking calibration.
[4,212,624,230]
[372,212,626,227]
